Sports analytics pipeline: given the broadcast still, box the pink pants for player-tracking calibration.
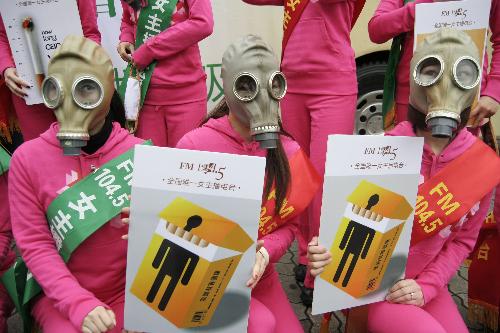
[32,294,124,333]
[12,95,56,141]
[281,93,357,288]
[367,287,468,333]
[248,267,302,333]
[135,100,207,148]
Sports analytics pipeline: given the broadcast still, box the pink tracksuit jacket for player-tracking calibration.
[119,0,213,105]
[8,123,143,331]
[369,0,500,110]
[366,122,493,333]
[177,116,304,333]
[242,0,357,95]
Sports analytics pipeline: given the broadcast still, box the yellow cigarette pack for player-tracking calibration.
[320,180,413,298]
[130,197,254,328]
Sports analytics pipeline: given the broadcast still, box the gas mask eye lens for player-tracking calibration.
[453,57,480,89]
[268,71,287,100]
[41,77,62,109]
[72,76,104,109]
[233,72,259,102]
[414,56,444,86]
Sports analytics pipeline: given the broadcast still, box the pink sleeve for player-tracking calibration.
[8,153,106,330]
[481,0,500,103]
[0,174,12,268]
[132,0,214,69]
[119,1,136,44]
[242,0,284,5]
[77,0,102,44]
[415,191,492,304]
[368,0,432,44]
[261,216,298,263]
[0,15,15,78]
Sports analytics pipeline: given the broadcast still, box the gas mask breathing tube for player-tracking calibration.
[41,35,115,156]
[409,29,481,138]
[222,35,287,149]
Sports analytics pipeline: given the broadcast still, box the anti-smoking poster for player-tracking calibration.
[0,0,83,105]
[312,135,424,314]
[124,145,265,332]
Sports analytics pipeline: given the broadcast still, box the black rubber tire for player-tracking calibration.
[357,61,388,97]
[355,61,388,135]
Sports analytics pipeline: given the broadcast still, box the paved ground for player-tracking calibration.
[6,241,496,332]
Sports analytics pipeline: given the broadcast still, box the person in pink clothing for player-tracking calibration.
[0,0,101,141]
[307,29,500,333]
[0,172,15,333]
[369,0,500,126]
[242,0,359,300]
[117,0,213,147]
[176,35,318,332]
[8,36,142,333]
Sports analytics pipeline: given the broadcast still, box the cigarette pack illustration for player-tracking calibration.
[320,180,413,298]
[130,197,254,328]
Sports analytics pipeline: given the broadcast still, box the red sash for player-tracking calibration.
[282,0,366,55]
[411,139,500,245]
[468,211,499,331]
[259,149,321,238]
[282,0,310,55]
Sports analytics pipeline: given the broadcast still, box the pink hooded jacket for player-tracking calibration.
[368,0,500,105]
[0,0,101,78]
[8,123,143,330]
[386,121,492,304]
[176,115,301,267]
[119,0,213,104]
[242,0,357,95]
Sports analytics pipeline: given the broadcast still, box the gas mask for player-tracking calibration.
[222,35,287,149]
[409,29,481,138]
[41,35,115,155]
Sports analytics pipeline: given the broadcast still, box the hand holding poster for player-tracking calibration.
[0,0,83,105]
[312,135,423,314]
[125,145,265,332]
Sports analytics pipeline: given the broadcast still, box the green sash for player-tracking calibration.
[119,0,179,106]
[1,141,151,332]
[0,144,10,175]
[382,0,415,130]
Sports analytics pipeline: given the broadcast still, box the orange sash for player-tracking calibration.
[411,139,500,245]
[259,149,321,238]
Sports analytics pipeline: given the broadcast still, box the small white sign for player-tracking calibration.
[0,0,83,105]
[312,135,424,314]
[124,145,265,333]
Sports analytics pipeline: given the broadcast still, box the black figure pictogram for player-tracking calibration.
[147,215,203,310]
[333,194,379,287]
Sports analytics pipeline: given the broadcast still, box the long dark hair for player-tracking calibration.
[202,98,291,216]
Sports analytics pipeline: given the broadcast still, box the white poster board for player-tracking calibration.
[96,0,283,111]
[0,0,83,105]
[312,135,423,314]
[124,145,265,332]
